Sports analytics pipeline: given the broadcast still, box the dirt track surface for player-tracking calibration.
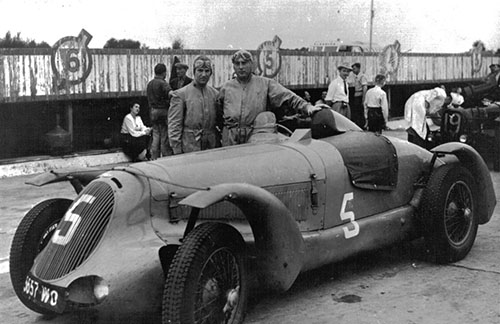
[0,171,499,324]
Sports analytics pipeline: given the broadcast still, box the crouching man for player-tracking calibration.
[168,55,221,154]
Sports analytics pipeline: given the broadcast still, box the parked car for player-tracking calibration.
[309,40,380,53]
[10,109,496,324]
[421,104,500,171]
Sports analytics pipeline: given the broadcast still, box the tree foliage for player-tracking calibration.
[103,38,142,49]
[472,40,486,51]
[0,31,50,48]
[172,37,184,50]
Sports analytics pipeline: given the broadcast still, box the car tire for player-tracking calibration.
[9,198,72,315]
[421,164,478,263]
[162,222,248,324]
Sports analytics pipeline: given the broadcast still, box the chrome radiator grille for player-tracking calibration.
[33,181,115,280]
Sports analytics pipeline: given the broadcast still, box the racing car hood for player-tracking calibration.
[122,140,327,199]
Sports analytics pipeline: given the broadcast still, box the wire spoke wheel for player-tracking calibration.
[195,248,241,324]
[444,181,473,246]
[421,165,478,263]
[163,222,248,324]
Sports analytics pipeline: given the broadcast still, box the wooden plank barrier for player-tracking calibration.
[1,47,498,103]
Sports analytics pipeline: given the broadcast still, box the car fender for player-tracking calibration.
[432,142,496,224]
[179,182,305,292]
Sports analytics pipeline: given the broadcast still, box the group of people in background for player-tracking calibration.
[323,62,388,134]
[121,49,323,161]
[120,51,500,162]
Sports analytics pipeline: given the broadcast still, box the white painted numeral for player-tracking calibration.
[340,192,359,239]
[51,194,95,245]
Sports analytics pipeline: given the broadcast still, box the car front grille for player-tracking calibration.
[33,181,115,280]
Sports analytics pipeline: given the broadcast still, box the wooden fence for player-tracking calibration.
[1,47,499,103]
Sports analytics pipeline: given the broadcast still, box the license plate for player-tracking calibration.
[23,274,66,313]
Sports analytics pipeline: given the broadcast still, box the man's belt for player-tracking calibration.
[367,106,382,109]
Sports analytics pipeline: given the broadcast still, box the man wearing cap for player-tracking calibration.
[147,63,173,159]
[347,63,368,128]
[218,49,322,146]
[168,55,221,154]
[169,62,193,91]
[325,63,352,119]
[484,63,500,84]
[484,64,500,101]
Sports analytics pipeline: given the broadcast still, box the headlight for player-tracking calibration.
[93,277,109,303]
[459,135,467,143]
[67,276,109,304]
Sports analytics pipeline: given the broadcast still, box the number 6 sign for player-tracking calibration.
[51,29,93,90]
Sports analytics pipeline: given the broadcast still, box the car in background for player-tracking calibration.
[435,103,500,171]
[309,40,380,53]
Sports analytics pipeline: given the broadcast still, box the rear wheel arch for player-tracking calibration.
[432,142,496,224]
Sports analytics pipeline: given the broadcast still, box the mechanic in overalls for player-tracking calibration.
[217,49,323,146]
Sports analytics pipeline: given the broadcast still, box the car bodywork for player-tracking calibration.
[12,111,496,322]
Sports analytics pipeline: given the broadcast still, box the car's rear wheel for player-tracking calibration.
[10,198,72,315]
[421,165,478,263]
[162,222,248,324]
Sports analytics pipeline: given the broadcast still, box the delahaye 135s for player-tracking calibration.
[10,110,496,324]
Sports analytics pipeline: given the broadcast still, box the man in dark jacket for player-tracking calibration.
[147,63,173,159]
[169,62,193,91]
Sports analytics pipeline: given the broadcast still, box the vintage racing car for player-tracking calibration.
[421,103,500,171]
[10,109,496,324]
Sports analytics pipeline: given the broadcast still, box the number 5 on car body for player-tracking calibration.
[340,192,359,239]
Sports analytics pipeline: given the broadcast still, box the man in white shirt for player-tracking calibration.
[364,74,389,134]
[404,87,447,147]
[325,62,352,119]
[120,103,152,161]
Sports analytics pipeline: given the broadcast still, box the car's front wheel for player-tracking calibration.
[10,198,72,314]
[162,222,249,324]
[421,164,478,263]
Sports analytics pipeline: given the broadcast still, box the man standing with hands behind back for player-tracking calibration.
[325,63,352,119]
[348,62,368,128]
[168,55,221,154]
[147,63,173,159]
